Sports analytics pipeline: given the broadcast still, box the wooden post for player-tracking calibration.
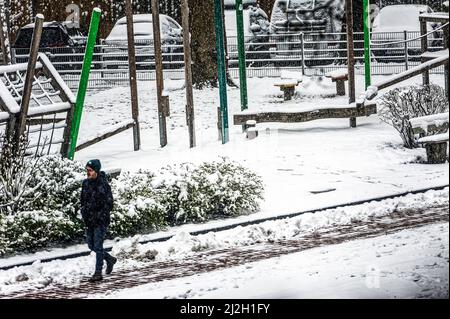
[419,18,429,86]
[125,0,141,151]
[425,143,448,164]
[346,0,356,128]
[151,0,168,148]
[13,14,43,151]
[181,0,196,148]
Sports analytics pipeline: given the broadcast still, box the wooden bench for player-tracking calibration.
[410,112,449,164]
[274,70,303,101]
[233,102,378,137]
[326,70,348,96]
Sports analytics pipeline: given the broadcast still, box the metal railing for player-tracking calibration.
[10,30,446,91]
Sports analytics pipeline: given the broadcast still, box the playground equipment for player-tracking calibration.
[0,9,142,160]
[0,14,75,158]
[214,0,230,144]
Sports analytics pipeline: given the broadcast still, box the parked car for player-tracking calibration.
[102,14,183,69]
[223,0,272,67]
[371,5,442,62]
[13,21,84,70]
[62,21,88,46]
[14,21,78,48]
[269,0,345,66]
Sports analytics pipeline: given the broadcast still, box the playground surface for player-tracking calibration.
[75,73,448,217]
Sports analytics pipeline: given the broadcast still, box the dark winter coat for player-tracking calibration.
[80,171,113,228]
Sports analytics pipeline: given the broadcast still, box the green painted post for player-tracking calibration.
[236,0,248,111]
[214,0,229,144]
[68,8,101,160]
[363,0,372,89]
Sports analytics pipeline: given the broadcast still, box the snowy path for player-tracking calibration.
[3,203,447,299]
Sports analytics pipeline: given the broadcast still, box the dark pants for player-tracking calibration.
[86,226,114,274]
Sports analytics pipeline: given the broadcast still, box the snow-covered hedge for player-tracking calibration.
[25,156,86,216]
[0,210,80,255]
[155,159,264,224]
[0,156,264,255]
[109,170,166,237]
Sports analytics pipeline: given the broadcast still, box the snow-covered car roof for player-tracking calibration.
[106,14,181,42]
[372,5,433,32]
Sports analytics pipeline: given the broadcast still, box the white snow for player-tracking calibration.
[280,70,303,81]
[0,61,41,74]
[26,102,71,116]
[422,49,450,60]
[0,67,448,298]
[0,111,8,121]
[0,79,20,113]
[326,69,348,78]
[417,132,449,144]
[409,112,449,129]
[77,119,135,147]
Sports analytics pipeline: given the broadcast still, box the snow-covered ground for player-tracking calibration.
[76,73,448,216]
[0,187,447,297]
[1,71,448,299]
[1,73,448,268]
[91,222,449,299]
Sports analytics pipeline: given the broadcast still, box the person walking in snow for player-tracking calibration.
[81,159,117,282]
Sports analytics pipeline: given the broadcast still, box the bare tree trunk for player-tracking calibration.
[189,0,218,88]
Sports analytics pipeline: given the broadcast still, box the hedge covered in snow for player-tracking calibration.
[0,156,264,255]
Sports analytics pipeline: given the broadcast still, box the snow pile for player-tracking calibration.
[112,187,449,262]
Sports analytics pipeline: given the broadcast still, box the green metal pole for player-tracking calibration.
[68,8,101,160]
[214,0,229,144]
[235,0,248,111]
[363,0,372,89]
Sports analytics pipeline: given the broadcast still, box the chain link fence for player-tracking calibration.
[11,30,446,91]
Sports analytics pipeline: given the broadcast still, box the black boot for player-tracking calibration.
[88,272,103,282]
[105,257,117,275]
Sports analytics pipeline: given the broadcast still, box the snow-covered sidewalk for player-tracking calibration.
[96,222,448,299]
[0,188,448,298]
